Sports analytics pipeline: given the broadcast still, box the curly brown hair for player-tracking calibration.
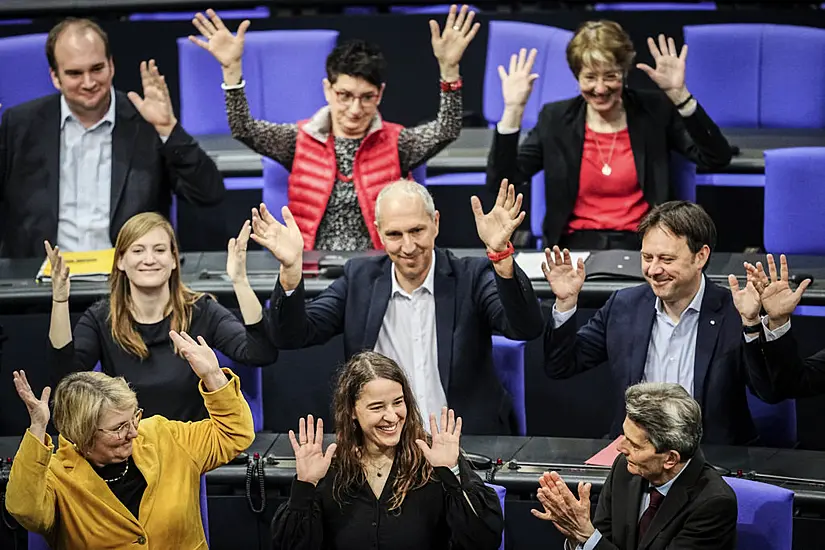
[332,351,432,511]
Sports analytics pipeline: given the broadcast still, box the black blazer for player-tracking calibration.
[543,278,781,445]
[744,327,825,398]
[486,89,732,246]
[593,450,737,550]
[266,248,544,435]
[0,91,225,258]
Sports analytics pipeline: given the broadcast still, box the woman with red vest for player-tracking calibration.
[191,5,479,251]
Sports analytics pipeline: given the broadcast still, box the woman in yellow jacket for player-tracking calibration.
[5,330,254,549]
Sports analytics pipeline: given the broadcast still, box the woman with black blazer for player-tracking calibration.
[486,20,732,250]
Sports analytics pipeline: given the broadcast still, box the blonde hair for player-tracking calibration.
[108,212,203,359]
[52,371,138,454]
[566,20,636,78]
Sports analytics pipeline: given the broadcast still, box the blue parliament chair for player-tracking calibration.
[724,477,794,550]
[130,6,270,21]
[485,482,507,550]
[746,389,797,448]
[0,33,54,110]
[594,2,716,9]
[492,336,527,436]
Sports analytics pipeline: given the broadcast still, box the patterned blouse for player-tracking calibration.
[225,86,463,251]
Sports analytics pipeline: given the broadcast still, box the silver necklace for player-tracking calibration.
[102,461,129,483]
[593,128,619,176]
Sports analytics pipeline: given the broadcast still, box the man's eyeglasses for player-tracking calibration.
[332,88,379,107]
[98,408,143,440]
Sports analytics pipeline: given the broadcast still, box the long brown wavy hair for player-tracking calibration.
[332,351,432,511]
[108,212,203,359]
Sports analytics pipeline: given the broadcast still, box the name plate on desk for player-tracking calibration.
[36,249,115,283]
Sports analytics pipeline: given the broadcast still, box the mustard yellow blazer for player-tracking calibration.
[6,369,254,549]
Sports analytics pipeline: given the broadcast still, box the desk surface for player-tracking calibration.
[2,249,824,309]
[198,128,825,177]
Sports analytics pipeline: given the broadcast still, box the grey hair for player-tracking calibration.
[625,382,702,461]
[374,179,436,225]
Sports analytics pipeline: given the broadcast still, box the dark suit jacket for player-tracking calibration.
[744,326,825,399]
[486,89,732,246]
[266,248,544,435]
[544,277,781,445]
[593,450,737,550]
[0,91,225,258]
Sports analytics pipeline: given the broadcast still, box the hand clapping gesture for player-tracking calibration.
[542,246,586,311]
[636,34,690,105]
[226,220,252,285]
[531,471,594,544]
[743,254,810,329]
[499,48,540,108]
[190,9,250,68]
[44,241,70,303]
[13,370,51,441]
[471,179,525,254]
[727,269,762,325]
[290,415,337,486]
[429,4,480,79]
[128,60,177,137]
[415,407,461,468]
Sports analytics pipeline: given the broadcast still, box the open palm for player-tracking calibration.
[415,407,461,468]
[471,179,525,252]
[429,4,480,68]
[759,254,810,321]
[636,35,686,92]
[542,246,585,303]
[44,240,70,302]
[290,415,337,486]
[499,48,539,107]
[226,220,251,284]
[190,9,250,67]
[250,204,304,268]
[169,331,220,378]
[13,370,51,428]
[727,273,761,322]
[128,60,175,131]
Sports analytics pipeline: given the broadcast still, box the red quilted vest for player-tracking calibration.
[289,120,405,250]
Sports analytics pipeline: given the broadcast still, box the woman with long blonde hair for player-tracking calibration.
[46,212,278,421]
[271,351,503,550]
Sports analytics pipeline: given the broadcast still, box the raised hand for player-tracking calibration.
[13,370,51,436]
[226,220,251,284]
[189,9,250,68]
[128,60,177,136]
[429,4,480,78]
[636,34,688,102]
[415,407,461,468]
[169,331,220,377]
[499,48,540,108]
[250,204,304,268]
[758,254,810,328]
[542,246,585,311]
[727,271,761,324]
[44,241,70,303]
[290,415,337,486]
[471,179,525,253]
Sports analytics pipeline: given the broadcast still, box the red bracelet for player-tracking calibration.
[486,241,515,262]
[440,78,463,92]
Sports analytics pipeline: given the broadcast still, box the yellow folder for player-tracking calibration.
[36,248,116,283]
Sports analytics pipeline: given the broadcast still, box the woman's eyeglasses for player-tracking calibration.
[98,408,143,440]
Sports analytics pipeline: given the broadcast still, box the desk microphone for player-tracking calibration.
[245,452,266,514]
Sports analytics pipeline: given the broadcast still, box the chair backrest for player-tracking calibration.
[595,2,716,9]
[723,477,794,550]
[247,30,338,123]
[763,148,825,255]
[131,6,270,20]
[214,350,264,432]
[759,25,825,128]
[262,156,290,223]
[389,4,480,13]
[683,24,762,128]
[0,33,54,110]
[484,482,506,550]
[491,335,526,435]
[484,21,558,130]
[746,388,797,448]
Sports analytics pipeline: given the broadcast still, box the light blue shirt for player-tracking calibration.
[576,459,694,550]
[552,277,706,397]
[57,90,116,252]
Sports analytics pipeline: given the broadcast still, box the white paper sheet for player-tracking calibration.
[515,251,590,280]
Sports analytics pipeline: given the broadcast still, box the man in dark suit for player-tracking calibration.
[0,18,224,258]
[532,383,737,550]
[729,253,819,398]
[252,178,544,435]
[542,201,779,445]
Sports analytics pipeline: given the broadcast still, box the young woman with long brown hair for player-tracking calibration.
[46,212,278,422]
[270,351,503,550]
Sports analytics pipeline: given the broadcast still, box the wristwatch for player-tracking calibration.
[743,323,762,335]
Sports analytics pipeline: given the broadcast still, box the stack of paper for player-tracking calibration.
[515,251,591,280]
[36,249,116,283]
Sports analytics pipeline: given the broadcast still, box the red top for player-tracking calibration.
[568,126,649,233]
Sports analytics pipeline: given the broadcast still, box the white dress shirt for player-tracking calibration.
[374,251,446,427]
[57,91,116,252]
